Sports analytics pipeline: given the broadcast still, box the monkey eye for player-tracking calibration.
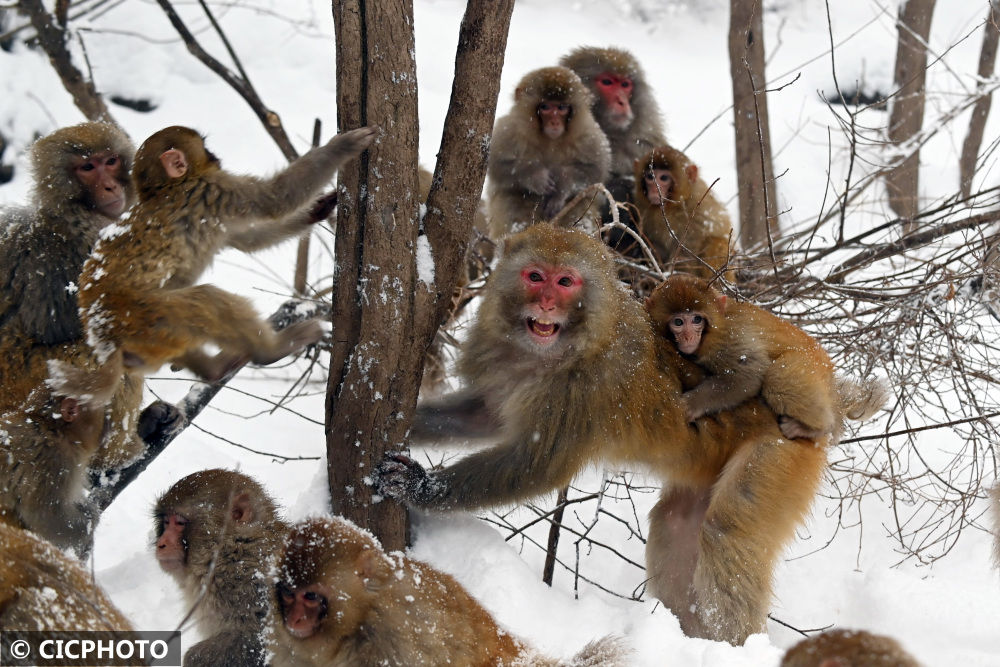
[658,174,671,182]
[600,78,613,86]
[277,584,294,604]
[692,315,704,324]
[539,103,551,111]
[557,103,569,112]
[528,271,544,283]
[621,79,632,89]
[672,317,684,327]
[557,276,574,287]
[105,156,118,166]
[80,162,95,171]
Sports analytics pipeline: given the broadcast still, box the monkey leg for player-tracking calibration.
[120,285,322,380]
[183,630,263,667]
[645,486,711,634]
[691,436,826,645]
[762,360,836,439]
[90,370,146,470]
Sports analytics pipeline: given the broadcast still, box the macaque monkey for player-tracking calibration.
[559,46,668,252]
[79,125,376,382]
[270,517,627,667]
[0,122,151,469]
[0,355,122,554]
[645,273,842,441]
[376,224,884,644]
[781,628,921,667]
[634,145,734,279]
[153,469,287,667]
[486,66,610,237]
[0,522,133,631]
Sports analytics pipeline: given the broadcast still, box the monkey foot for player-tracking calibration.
[137,400,185,445]
[373,454,439,504]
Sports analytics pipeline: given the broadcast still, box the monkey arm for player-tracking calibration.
[684,348,769,420]
[411,390,502,443]
[378,430,587,511]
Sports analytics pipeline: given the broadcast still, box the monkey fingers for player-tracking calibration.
[137,400,185,444]
[374,454,440,504]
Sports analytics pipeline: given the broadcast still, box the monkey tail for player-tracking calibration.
[562,635,632,667]
[835,373,889,422]
[45,349,124,408]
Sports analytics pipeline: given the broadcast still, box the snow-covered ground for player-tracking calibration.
[1,0,999,664]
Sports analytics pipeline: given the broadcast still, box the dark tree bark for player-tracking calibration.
[960,1,999,199]
[728,0,779,251]
[328,0,513,550]
[885,0,936,223]
[18,0,114,123]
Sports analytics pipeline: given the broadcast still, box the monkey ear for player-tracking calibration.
[716,294,727,314]
[356,548,388,590]
[159,149,188,179]
[229,492,255,524]
[514,86,525,102]
[60,397,80,423]
[685,163,698,183]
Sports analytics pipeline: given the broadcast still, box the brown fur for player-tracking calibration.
[270,517,627,667]
[634,145,734,279]
[486,67,610,237]
[382,224,831,644]
[0,522,133,631]
[781,629,921,667]
[559,47,667,179]
[78,125,374,381]
[153,469,287,667]
[646,273,842,441]
[0,122,145,468]
[0,355,122,553]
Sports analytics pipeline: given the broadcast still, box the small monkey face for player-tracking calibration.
[73,151,126,219]
[594,72,634,129]
[155,514,189,572]
[537,100,571,139]
[277,582,328,639]
[644,168,675,206]
[668,312,706,355]
[519,264,584,348]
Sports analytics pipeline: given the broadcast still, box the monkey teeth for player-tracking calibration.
[527,318,560,340]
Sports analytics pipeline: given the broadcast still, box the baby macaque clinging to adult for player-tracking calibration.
[153,469,288,667]
[486,66,610,237]
[634,145,733,279]
[79,125,375,382]
[645,273,840,441]
[270,517,627,667]
[0,355,122,554]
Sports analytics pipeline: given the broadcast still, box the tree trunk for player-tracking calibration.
[728,0,778,251]
[885,0,936,223]
[960,1,999,199]
[327,0,513,551]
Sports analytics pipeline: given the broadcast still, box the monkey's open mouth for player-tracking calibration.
[526,318,560,342]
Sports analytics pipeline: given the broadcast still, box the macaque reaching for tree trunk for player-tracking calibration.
[0,355,123,555]
[153,469,287,667]
[270,517,628,667]
[374,224,887,644]
[0,522,134,631]
[634,145,734,279]
[486,66,610,237]
[559,46,668,253]
[781,628,921,667]
[644,273,875,442]
[79,125,375,383]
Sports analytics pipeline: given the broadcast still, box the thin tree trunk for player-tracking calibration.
[542,486,569,586]
[885,0,936,224]
[327,0,513,550]
[728,0,778,251]
[960,1,999,199]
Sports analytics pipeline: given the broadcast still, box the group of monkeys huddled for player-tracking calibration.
[0,42,927,665]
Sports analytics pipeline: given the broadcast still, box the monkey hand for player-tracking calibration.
[374,454,443,504]
[778,415,824,441]
[524,167,555,196]
[137,400,185,446]
[307,191,338,223]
